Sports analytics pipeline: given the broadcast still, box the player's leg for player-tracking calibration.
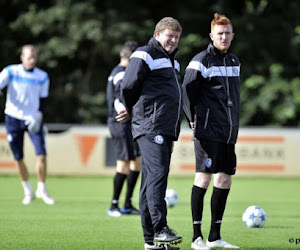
[122,156,140,214]
[36,154,46,182]
[34,155,55,205]
[29,125,55,205]
[5,115,34,205]
[140,169,180,250]
[206,143,239,249]
[17,159,29,181]
[208,172,231,241]
[139,135,182,245]
[191,173,211,250]
[108,160,129,216]
[138,136,181,248]
[107,122,129,216]
[17,159,35,205]
[121,122,141,215]
[191,139,211,250]
[139,156,156,248]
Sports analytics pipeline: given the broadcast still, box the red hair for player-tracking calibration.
[211,13,233,31]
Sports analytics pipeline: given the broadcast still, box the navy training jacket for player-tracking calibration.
[121,38,183,141]
[106,65,126,123]
[183,43,241,144]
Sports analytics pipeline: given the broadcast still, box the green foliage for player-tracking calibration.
[78,92,107,123]
[178,33,209,70]
[241,64,300,126]
[0,0,299,126]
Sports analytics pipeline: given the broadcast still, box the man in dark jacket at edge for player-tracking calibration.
[183,13,240,250]
[116,17,183,250]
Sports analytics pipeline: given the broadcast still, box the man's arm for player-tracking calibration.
[0,67,10,92]
[120,54,149,113]
[182,68,199,124]
[39,98,47,112]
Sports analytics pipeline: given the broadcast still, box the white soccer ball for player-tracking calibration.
[165,188,178,208]
[242,205,267,228]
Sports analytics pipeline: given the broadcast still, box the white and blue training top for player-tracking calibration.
[0,64,49,120]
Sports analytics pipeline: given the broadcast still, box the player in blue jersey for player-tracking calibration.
[0,44,55,205]
[106,41,141,217]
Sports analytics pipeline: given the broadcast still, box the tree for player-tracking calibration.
[0,0,299,126]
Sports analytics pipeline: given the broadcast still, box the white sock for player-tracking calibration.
[37,181,46,193]
[21,181,33,196]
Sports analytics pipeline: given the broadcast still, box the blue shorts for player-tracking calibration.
[108,121,140,161]
[5,115,46,160]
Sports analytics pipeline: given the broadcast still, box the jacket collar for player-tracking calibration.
[149,37,179,58]
[207,42,229,57]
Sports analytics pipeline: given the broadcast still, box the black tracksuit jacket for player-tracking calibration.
[183,43,241,144]
[121,37,183,141]
[106,65,125,124]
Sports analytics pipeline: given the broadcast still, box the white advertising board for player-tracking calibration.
[0,125,299,177]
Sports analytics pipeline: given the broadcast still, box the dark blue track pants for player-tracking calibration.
[137,135,173,243]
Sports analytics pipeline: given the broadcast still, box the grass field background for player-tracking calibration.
[0,175,299,249]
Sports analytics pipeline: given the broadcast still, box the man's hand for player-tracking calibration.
[190,122,195,131]
[25,111,43,133]
[116,109,132,123]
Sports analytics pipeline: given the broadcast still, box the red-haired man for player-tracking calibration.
[183,13,241,249]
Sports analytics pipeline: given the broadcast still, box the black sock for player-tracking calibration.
[124,170,140,208]
[110,172,127,209]
[208,186,230,242]
[191,185,207,242]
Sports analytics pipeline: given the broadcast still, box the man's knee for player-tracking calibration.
[129,157,141,172]
[214,172,232,189]
[194,172,212,189]
[116,160,130,174]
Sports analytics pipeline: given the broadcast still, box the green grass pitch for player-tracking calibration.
[0,175,299,249]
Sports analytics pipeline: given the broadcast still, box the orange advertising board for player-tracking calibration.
[0,126,299,176]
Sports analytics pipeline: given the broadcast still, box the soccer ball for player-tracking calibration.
[242,205,267,228]
[165,188,178,208]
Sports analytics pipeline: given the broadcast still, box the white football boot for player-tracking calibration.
[22,193,34,205]
[21,181,34,205]
[191,237,210,250]
[107,208,122,217]
[206,239,239,249]
[36,189,55,205]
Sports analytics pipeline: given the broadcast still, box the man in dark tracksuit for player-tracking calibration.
[117,17,183,250]
[183,13,241,250]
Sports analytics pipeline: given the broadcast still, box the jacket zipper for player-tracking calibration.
[223,56,233,144]
[172,66,182,137]
[204,108,210,129]
[164,49,181,138]
[152,101,157,123]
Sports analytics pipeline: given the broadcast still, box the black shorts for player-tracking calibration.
[108,122,140,161]
[194,139,236,175]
